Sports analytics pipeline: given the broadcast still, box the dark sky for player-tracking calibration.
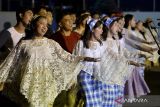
[120,0,160,11]
[1,0,160,12]
[53,0,160,12]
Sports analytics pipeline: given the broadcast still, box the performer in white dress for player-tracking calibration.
[74,18,131,107]
[123,14,152,99]
[0,16,96,107]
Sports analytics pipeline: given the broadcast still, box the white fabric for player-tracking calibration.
[107,38,139,60]
[124,30,141,53]
[121,30,147,77]
[134,31,152,63]
[73,40,130,86]
[7,27,25,50]
[104,38,138,83]
[135,30,159,62]
[73,40,104,76]
[144,28,158,42]
[125,29,157,62]
[0,37,83,107]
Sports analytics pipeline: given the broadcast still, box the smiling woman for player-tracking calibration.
[30,16,48,38]
[0,15,97,107]
[0,15,98,107]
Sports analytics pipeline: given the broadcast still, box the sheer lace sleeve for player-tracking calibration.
[72,40,83,56]
[50,39,79,62]
[121,46,139,59]
[48,39,83,89]
[0,39,84,107]
[20,39,83,107]
[100,47,130,86]
[125,36,153,52]
[0,42,23,82]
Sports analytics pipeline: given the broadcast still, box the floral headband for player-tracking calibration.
[104,17,117,28]
[87,18,98,30]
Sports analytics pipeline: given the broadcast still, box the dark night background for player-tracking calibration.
[1,0,160,12]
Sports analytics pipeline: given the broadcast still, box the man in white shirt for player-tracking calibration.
[0,7,33,63]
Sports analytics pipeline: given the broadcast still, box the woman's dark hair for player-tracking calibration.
[81,20,102,48]
[55,9,71,23]
[116,16,124,22]
[124,14,134,29]
[76,14,90,27]
[101,22,109,41]
[117,16,124,39]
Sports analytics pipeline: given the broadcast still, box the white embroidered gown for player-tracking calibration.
[0,37,83,107]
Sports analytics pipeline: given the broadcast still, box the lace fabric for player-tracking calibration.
[74,40,131,86]
[0,38,83,107]
[100,48,130,86]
